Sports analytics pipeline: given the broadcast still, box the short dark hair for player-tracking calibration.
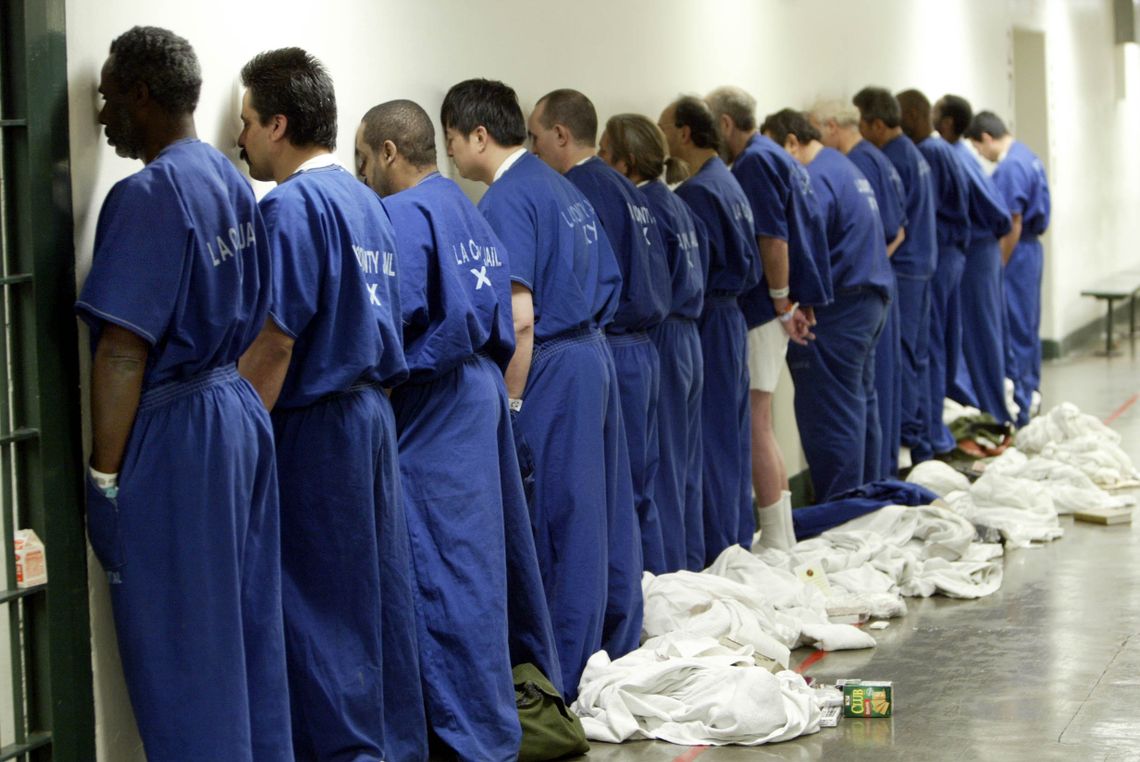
[964,110,1009,141]
[760,108,820,146]
[852,87,901,129]
[361,100,437,168]
[108,26,201,115]
[672,96,721,151]
[440,79,527,147]
[241,47,337,150]
[537,89,597,145]
[937,94,973,138]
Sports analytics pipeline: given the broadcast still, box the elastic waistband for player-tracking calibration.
[320,380,383,402]
[835,284,888,299]
[1019,234,1042,244]
[662,315,699,327]
[605,330,651,348]
[533,327,601,365]
[139,365,241,411]
[402,351,495,387]
[704,293,740,307]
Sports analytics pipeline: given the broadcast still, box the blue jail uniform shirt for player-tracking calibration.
[260,163,407,406]
[732,134,832,327]
[564,157,671,332]
[805,147,893,295]
[383,172,516,381]
[478,151,622,341]
[881,134,938,278]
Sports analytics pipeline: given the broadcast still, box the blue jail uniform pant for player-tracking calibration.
[649,317,704,572]
[873,274,902,478]
[698,294,753,566]
[513,328,642,700]
[88,366,293,762]
[927,245,966,454]
[391,354,528,762]
[895,274,933,463]
[1005,238,1044,426]
[273,382,426,762]
[788,289,888,502]
[954,237,1011,424]
[607,331,667,574]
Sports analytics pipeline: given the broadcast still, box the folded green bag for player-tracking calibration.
[514,663,590,761]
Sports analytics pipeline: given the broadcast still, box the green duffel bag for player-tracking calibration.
[514,663,590,761]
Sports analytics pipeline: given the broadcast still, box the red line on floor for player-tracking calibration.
[1104,392,1139,425]
[793,649,828,675]
[670,745,709,762]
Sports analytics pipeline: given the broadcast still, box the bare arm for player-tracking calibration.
[504,283,534,400]
[886,226,906,258]
[90,324,149,474]
[238,318,295,411]
[758,235,812,344]
[1000,213,1023,266]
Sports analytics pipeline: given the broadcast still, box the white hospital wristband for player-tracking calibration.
[768,286,790,299]
[509,398,524,413]
[88,466,119,491]
[777,302,800,323]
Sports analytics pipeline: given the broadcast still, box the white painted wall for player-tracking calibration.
[63,1,1139,757]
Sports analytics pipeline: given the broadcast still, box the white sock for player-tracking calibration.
[757,491,795,550]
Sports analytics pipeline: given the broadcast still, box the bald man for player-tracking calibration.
[357,99,558,760]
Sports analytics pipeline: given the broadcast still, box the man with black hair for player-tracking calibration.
[705,85,827,550]
[854,86,938,466]
[356,99,558,760]
[236,48,426,761]
[897,88,971,456]
[528,88,671,574]
[440,78,635,698]
[78,26,293,760]
[762,109,891,501]
[934,94,1013,425]
[967,111,1051,425]
[658,95,762,563]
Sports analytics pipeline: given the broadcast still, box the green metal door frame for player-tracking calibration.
[1,0,96,758]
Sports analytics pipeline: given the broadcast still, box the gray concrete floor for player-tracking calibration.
[585,346,1140,761]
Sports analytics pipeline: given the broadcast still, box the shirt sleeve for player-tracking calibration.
[480,190,537,290]
[993,160,1030,217]
[76,175,189,345]
[260,191,323,340]
[735,155,789,241]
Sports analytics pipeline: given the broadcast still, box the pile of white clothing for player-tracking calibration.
[574,403,1137,748]
[756,504,1003,602]
[571,635,821,746]
[944,398,983,427]
[1015,402,1140,488]
[640,553,875,671]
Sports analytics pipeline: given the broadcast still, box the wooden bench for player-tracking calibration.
[1080,267,1140,354]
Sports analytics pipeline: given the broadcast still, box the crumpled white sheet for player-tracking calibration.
[907,459,972,496]
[1015,403,1140,488]
[641,552,874,669]
[571,634,821,746]
[758,505,1002,601]
[983,448,1137,515]
[944,398,983,426]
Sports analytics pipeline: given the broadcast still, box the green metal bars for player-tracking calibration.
[0,0,96,759]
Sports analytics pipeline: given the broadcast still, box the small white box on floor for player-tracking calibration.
[14,529,47,588]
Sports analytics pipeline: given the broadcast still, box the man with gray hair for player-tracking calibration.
[810,97,905,478]
[705,85,828,549]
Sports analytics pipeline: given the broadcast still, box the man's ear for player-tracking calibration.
[719,113,733,137]
[553,123,571,147]
[268,114,289,143]
[679,124,692,146]
[472,125,489,153]
[382,139,399,164]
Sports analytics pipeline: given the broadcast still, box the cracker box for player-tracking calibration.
[837,679,892,718]
[14,529,47,588]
